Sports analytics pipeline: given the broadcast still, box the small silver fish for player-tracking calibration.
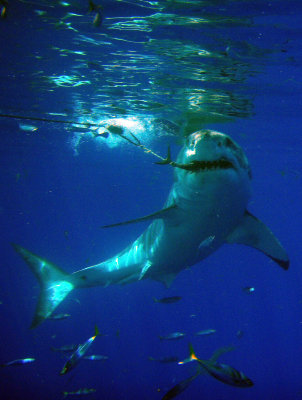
[243,286,255,294]
[159,332,185,341]
[49,313,71,320]
[83,355,108,361]
[51,344,79,353]
[1,358,35,367]
[63,388,96,397]
[19,123,38,132]
[195,329,216,336]
[153,296,182,304]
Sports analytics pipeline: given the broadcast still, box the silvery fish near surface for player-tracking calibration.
[12,129,289,328]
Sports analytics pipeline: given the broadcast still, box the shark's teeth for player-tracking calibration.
[188,158,234,172]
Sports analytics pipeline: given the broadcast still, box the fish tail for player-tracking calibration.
[188,343,198,361]
[94,324,100,337]
[12,244,74,328]
[178,343,199,365]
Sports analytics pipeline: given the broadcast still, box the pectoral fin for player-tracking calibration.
[102,204,177,228]
[226,211,289,270]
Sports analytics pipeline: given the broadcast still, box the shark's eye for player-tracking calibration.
[225,137,238,151]
[225,137,233,147]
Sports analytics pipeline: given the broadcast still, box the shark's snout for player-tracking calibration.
[183,130,250,176]
[186,130,236,151]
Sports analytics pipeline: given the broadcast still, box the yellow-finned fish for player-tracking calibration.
[179,343,253,387]
[162,344,253,398]
[60,325,100,375]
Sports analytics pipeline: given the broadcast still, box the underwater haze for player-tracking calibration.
[0,1,301,399]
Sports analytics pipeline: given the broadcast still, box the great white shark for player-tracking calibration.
[13,129,289,328]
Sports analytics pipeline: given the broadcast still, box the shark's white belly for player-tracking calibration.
[151,181,248,274]
[98,175,250,285]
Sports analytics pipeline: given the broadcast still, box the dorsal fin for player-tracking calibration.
[209,346,235,363]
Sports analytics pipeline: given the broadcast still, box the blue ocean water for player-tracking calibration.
[0,1,301,399]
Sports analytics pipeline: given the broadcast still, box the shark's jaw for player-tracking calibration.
[173,130,252,198]
[179,157,234,173]
[179,130,251,177]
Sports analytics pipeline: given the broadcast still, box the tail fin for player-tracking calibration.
[12,244,74,328]
[94,324,100,337]
[178,343,199,365]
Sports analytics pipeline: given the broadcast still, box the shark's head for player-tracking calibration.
[175,129,252,194]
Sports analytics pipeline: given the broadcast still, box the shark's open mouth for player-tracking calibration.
[156,146,235,173]
[182,158,234,172]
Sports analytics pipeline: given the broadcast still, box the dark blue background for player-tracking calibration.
[0,1,301,399]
